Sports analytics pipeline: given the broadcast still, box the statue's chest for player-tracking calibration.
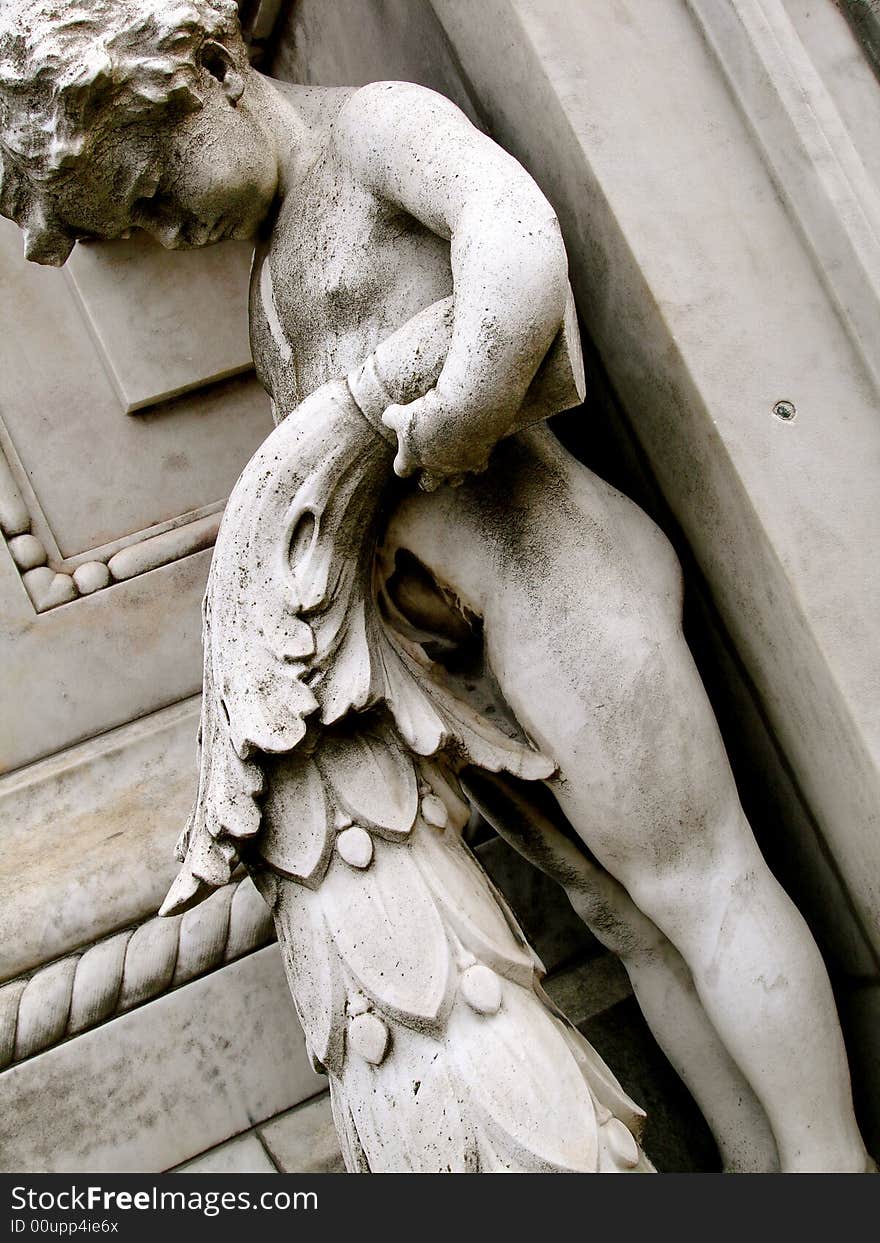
[249,162,450,417]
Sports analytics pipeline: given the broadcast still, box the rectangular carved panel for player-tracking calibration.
[0,219,272,559]
[66,234,255,413]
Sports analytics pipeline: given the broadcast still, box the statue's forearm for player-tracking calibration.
[348,286,583,491]
[337,81,571,480]
[380,188,569,482]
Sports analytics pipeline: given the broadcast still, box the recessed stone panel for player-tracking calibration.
[66,232,255,414]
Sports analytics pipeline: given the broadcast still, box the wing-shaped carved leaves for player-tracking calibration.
[256,750,333,887]
[206,381,390,760]
[419,760,472,831]
[411,824,537,988]
[320,840,453,1030]
[273,879,346,1075]
[336,1022,478,1173]
[329,1087,371,1173]
[165,375,558,924]
[547,1005,647,1140]
[316,596,378,726]
[449,981,599,1173]
[316,726,418,838]
[376,637,447,756]
[381,631,556,781]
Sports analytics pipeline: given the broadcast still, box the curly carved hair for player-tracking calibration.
[0,0,243,263]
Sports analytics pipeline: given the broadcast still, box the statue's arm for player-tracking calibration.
[335,81,569,481]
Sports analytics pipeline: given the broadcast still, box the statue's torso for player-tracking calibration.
[249,131,452,418]
[241,92,656,645]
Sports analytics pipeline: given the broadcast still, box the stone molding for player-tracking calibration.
[0,875,273,1070]
[0,420,225,612]
[686,0,880,393]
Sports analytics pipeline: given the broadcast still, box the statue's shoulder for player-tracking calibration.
[332,80,475,160]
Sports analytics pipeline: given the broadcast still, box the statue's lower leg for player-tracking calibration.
[623,814,869,1173]
[463,768,780,1173]
[548,697,870,1174]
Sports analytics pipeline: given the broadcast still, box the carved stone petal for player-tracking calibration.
[549,1007,647,1139]
[257,751,333,887]
[317,729,418,838]
[419,760,472,832]
[602,1117,640,1169]
[412,824,536,987]
[336,1023,478,1172]
[320,840,453,1029]
[273,879,346,1076]
[329,1085,371,1173]
[376,636,446,757]
[450,981,599,1173]
[382,631,555,779]
[317,597,379,725]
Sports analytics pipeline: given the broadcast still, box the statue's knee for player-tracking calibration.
[621,816,763,948]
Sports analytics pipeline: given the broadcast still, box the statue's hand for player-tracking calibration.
[382,386,508,492]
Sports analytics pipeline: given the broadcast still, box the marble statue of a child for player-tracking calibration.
[0,0,871,1173]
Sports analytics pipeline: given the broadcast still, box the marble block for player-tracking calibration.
[259,1095,346,1175]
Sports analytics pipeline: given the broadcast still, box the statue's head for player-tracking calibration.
[0,0,279,264]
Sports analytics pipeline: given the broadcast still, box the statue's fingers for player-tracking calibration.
[382,403,420,477]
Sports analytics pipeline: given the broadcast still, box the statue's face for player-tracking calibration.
[51,80,278,250]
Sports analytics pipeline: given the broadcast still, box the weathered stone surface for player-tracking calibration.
[259,1093,345,1174]
[0,218,273,563]
[66,232,254,414]
[0,946,324,1173]
[0,698,199,981]
[0,542,211,770]
[176,1132,277,1174]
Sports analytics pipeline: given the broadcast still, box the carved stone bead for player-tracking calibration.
[20,566,53,603]
[348,1011,389,1065]
[420,793,449,828]
[602,1117,640,1169]
[8,533,46,571]
[336,825,373,869]
[22,566,77,610]
[460,963,502,1015]
[73,561,111,595]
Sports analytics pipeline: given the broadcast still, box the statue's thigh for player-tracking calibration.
[389,454,748,893]
[542,621,749,895]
